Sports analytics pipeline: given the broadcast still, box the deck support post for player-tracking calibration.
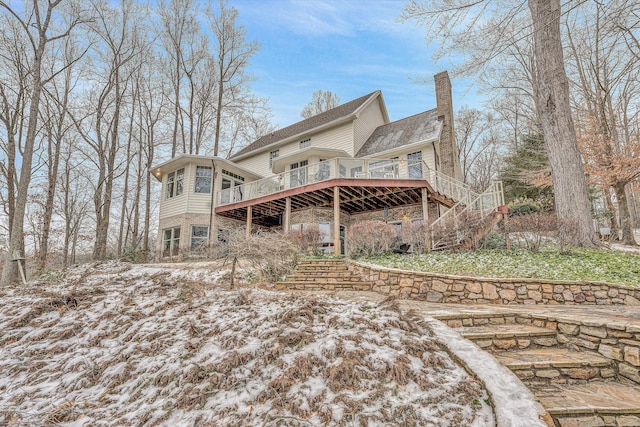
[333,186,341,256]
[284,197,291,233]
[421,188,431,251]
[246,206,252,238]
[421,188,429,224]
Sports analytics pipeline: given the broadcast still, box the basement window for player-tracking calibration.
[191,225,209,250]
[162,226,180,257]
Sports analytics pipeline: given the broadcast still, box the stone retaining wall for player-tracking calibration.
[552,317,640,385]
[439,313,640,386]
[347,261,640,306]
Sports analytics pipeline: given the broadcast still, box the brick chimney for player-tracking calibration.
[434,71,462,181]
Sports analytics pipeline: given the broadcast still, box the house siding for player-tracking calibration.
[159,165,191,220]
[354,99,386,155]
[235,122,356,176]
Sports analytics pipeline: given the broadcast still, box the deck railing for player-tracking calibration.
[422,161,480,206]
[429,180,505,250]
[218,157,405,205]
[217,157,481,207]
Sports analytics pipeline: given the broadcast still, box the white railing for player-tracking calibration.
[217,157,484,207]
[219,157,413,205]
[422,161,480,207]
[429,181,505,250]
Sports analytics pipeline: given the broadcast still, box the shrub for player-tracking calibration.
[402,221,431,253]
[508,201,540,217]
[347,221,397,257]
[216,228,299,285]
[480,231,506,249]
[505,213,559,252]
[291,224,325,256]
[121,246,150,264]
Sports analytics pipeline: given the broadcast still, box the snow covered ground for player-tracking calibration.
[0,261,494,426]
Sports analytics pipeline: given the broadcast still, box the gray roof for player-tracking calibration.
[356,109,441,157]
[231,91,380,159]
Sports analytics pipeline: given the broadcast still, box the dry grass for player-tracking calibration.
[0,261,493,426]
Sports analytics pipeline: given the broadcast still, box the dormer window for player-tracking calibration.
[300,138,311,149]
[165,168,184,199]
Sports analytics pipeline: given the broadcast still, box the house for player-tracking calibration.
[151,71,504,258]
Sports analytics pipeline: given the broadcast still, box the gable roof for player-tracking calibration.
[356,109,442,157]
[231,91,381,160]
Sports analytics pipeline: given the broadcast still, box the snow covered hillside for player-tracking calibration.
[0,261,493,426]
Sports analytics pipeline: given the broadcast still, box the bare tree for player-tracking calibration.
[300,90,341,119]
[157,0,199,157]
[36,37,80,270]
[455,106,495,184]
[565,1,640,245]
[400,0,600,247]
[1,0,85,286]
[72,0,145,260]
[528,0,599,246]
[207,0,261,156]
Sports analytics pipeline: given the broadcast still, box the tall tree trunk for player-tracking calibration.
[605,189,619,240]
[1,31,46,285]
[613,182,637,245]
[38,124,62,271]
[528,0,600,248]
[214,71,223,156]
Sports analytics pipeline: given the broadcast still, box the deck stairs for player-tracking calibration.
[429,181,506,251]
[278,259,372,291]
[436,312,640,427]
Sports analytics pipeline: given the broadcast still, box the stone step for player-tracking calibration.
[294,266,350,272]
[495,348,613,384]
[297,259,346,266]
[456,324,558,352]
[280,281,372,291]
[286,272,360,279]
[530,381,640,427]
[286,277,364,283]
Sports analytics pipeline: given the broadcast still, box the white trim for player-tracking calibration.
[151,154,262,182]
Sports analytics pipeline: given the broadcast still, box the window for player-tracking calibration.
[220,176,244,203]
[162,226,180,257]
[165,168,184,199]
[191,225,209,250]
[407,151,423,179]
[269,149,279,169]
[300,138,311,149]
[222,169,244,182]
[195,166,212,193]
[221,178,232,204]
[290,160,308,187]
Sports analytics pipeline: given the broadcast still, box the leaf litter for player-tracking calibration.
[0,261,493,426]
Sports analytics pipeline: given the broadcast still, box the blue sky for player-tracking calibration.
[231,0,483,128]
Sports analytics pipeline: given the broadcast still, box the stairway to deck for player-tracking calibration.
[277,259,372,291]
[431,210,504,251]
[437,312,640,427]
[429,181,506,251]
